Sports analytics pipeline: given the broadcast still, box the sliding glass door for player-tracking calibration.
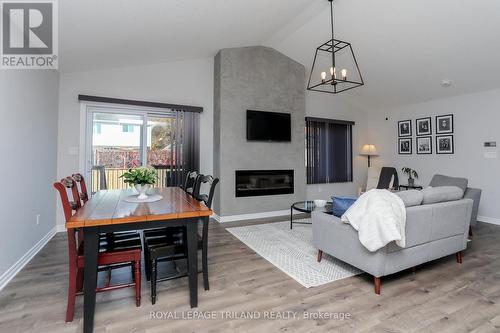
[85,105,199,193]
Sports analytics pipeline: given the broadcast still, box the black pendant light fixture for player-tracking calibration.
[307,0,364,94]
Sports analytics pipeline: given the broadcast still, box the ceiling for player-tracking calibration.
[59,0,313,73]
[60,0,500,108]
[267,0,500,109]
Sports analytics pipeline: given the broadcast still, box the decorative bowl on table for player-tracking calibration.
[119,167,159,202]
[313,199,327,208]
[134,184,151,200]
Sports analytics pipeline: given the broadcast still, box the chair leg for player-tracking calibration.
[317,250,323,263]
[202,240,209,291]
[151,259,157,305]
[66,266,77,322]
[456,251,463,264]
[76,267,84,293]
[105,268,112,288]
[133,261,141,307]
[144,247,151,281]
[374,276,381,295]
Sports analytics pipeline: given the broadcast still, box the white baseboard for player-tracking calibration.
[477,215,500,226]
[0,226,57,290]
[213,209,299,223]
[56,224,66,233]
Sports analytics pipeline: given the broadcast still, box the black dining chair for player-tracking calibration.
[142,172,205,277]
[143,175,219,304]
[182,171,200,196]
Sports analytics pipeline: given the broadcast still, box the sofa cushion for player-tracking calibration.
[395,190,423,207]
[429,174,468,193]
[332,196,357,218]
[421,186,464,204]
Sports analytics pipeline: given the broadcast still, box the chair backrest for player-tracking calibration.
[377,167,399,189]
[184,171,199,195]
[72,173,89,204]
[54,177,81,221]
[193,175,219,209]
[54,177,81,266]
[91,165,108,191]
[366,166,381,191]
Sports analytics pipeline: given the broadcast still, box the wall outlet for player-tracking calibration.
[36,214,40,225]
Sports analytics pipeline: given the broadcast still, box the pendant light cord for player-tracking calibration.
[330,0,336,77]
[330,0,335,43]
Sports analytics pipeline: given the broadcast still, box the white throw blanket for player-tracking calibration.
[341,189,406,252]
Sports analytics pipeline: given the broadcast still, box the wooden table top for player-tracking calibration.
[67,187,212,229]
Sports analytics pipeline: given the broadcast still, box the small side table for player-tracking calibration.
[290,201,332,229]
[399,184,423,191]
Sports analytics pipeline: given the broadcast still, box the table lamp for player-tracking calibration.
[360,144,379,167]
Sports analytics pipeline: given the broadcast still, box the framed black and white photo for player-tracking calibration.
[398,138,412,154]
[416,117,432,136]
[436,135,454,154]
[398,120,412,137]
[436,114,454,134]
[416,136,432,154]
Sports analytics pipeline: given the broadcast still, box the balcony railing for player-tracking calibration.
[91,167,174,193]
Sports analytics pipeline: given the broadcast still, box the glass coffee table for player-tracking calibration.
[290,201,332,229]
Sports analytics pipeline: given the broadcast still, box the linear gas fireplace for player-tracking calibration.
[235,170,294,197]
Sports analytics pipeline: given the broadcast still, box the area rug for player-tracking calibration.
[226,220,361,288]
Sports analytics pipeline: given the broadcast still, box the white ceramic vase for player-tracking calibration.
[134,184,150,200]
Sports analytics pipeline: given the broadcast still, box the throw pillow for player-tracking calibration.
[332,196,357,218]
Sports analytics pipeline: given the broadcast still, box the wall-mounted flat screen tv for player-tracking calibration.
[246,110,291,142]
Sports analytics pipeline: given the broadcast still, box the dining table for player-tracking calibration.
[67,186,212,333]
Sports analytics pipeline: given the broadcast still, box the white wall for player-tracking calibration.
[57,58,214,227]
[0,70,59,282]
[366,88,500,222]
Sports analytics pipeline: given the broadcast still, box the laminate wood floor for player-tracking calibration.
[1,220,499,333]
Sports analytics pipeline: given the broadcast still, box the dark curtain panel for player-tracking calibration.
[306,118,353,184]
[164,110,200,187]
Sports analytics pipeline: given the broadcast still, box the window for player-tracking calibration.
[122,124,135,133]
[305,117,353,184]
[87,107,200,191]
[93,123,101,134]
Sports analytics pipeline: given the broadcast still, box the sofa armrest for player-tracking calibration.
[464,187,481,227]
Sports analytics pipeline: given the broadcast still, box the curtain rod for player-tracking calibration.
[78,94,203,113]
[305,116,355,125]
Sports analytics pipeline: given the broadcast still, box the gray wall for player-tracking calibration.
[214,46,306,217]
[367,88,500,222]
[0,70,59,279]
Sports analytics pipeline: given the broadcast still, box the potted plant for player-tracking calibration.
[401,167,419,187]
[120,167,157,200]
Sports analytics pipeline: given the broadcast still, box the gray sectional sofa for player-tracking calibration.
[313,174,481,295]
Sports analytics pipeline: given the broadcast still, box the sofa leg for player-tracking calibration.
[317,250,323,263]
[468,226,473,238]
[374,277,381,295]
[456,251,463,264]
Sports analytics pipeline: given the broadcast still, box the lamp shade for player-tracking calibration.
[360,144,379,156]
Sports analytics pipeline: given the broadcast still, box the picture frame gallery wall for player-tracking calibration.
[398,114,454,155]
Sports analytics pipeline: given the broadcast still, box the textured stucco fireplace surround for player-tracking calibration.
[213,46,306,221]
